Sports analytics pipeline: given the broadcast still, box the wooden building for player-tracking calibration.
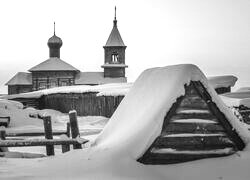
[5,8,127,95]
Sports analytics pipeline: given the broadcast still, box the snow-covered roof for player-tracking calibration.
[237,87,250,92]
[220,88,250,108]
[5,72,32,85]
[220,95,250,108]
[222,91,250,99]
[29,57,79,72]
[104,20,125,47]
[6,83,132,99]
[75,72,127,85]
[208,75,237,89]
[94,64,250,159]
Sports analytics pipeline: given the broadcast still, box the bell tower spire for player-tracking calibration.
[54,22,56,35]
[102,7,128,78]
[113,6,117,26]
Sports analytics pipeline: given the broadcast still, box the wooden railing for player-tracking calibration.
[0,111,89,156]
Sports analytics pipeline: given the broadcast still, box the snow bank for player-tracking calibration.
[94,64,250,160]
[5,83,132,99]
[220,95,250,108]
[208,75,237,89]
[220,89,250,108]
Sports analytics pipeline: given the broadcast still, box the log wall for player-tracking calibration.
[40,93,124,117]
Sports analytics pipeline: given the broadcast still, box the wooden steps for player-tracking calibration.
[138,81,243,165]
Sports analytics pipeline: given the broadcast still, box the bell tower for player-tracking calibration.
[102,7,128,78]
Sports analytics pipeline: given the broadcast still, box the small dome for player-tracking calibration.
[47,35,63,48]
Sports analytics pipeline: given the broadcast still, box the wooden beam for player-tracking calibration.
[69,111,82,149]
[164,122,225,133]
[43,116,54,156]
[192,81,245,150]
[6,131,67,137]
[0,139,88,147]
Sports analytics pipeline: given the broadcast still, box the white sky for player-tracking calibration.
[0,0,250,94]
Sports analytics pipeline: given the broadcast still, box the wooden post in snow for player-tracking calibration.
[43,116,55,156]
[0,130,6,140]
[0,129,8,152]
[62,122,71,153]
[69,110,82,149]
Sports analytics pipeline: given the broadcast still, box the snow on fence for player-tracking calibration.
[11,93,124,118]
[0,111,88,157]
[40,93,125,117]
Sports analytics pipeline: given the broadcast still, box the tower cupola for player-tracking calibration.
[47,22,63,58]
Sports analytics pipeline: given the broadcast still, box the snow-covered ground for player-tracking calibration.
[1,65,250,180]
[0,98,108,156]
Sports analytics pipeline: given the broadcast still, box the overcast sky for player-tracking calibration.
[0,0,250,93]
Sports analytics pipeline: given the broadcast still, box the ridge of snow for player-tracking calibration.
[163,133,225,137]
[94,64,250,160]
[172,119,218,124]
[5,83,132,99]
[208,75,237,89]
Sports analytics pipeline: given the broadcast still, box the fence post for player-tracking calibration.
[62,122,71,153]
[43,116,55,156]
[69,110,82,149]
[0,129,8,152]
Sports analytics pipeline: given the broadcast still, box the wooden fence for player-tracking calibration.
[40,93,124,117]
[12,93,124,118]
[0,111,88,156]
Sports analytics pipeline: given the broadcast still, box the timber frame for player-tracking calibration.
[138,81,245,164]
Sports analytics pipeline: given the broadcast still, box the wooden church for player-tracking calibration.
[94,64,249,164]
[5,7,128,95]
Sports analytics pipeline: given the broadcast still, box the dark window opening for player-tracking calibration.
[111,53,119,63]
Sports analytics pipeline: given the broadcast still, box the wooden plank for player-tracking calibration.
[43,116,54,156]
[62,122,71,153]
[162,96,184,131]
[138,150,234,164]
[153,136,236,150]
[171,113,216,120]
[179,95,208,110]
[163,122,225,133]
[6,131,68,137]
[0,139,88,147]
[69,111,82,149]
[192,81,245,150]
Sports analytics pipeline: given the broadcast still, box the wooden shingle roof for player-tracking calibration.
[29,57,79,72]
[104,15,125,47]
[5,72,32,85]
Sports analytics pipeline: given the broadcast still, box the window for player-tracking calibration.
[50,81,57,88]
[60,81,68,86]
[111,53,119,63]
[38,82,46,90]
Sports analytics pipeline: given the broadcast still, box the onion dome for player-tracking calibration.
[47,34,63,48]
[47,22,63,49]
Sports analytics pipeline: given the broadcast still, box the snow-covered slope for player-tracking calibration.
[95,64,250,160]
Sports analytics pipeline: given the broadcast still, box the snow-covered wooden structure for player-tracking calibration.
[138,81,245,164]
[7,83,131,117]
[95,64,249,164]
[208,75,237,94]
